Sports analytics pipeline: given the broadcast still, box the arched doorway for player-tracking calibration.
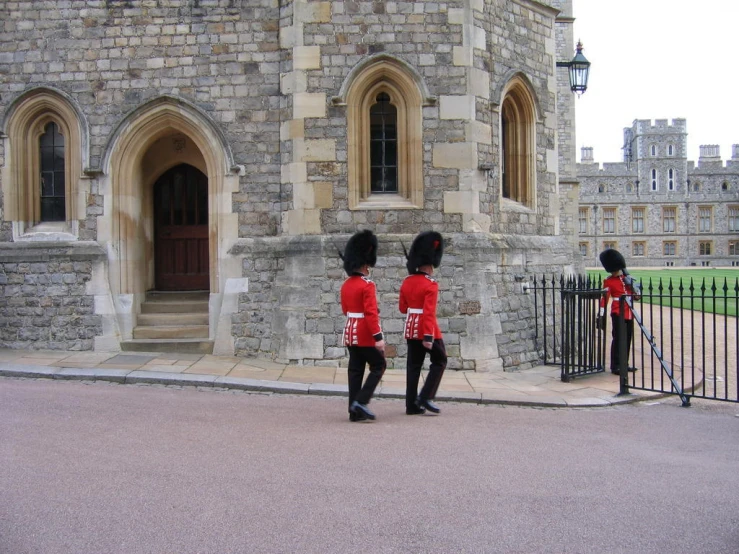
[153,164,209,291]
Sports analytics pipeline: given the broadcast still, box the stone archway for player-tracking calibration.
[104,98,232,298]
[100,97,240,348]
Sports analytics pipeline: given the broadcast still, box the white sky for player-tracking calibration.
[572,0,739,164]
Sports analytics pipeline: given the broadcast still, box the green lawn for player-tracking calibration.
[586,268,739,317]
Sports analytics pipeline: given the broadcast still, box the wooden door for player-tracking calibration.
[154,164,209,291]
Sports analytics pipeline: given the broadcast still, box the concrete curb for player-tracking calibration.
[0,363,666,408]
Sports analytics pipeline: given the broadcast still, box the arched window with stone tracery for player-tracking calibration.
[500,77,536,207]
[346,58,423,209]
[3,89,83,233]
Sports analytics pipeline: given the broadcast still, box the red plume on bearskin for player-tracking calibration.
[599,248,626,273]
[341,230,378,275]
[406,231,443,274]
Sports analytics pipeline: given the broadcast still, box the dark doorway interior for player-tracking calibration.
[154,164,209,291]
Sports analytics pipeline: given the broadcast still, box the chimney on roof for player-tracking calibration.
[581,146,594,163]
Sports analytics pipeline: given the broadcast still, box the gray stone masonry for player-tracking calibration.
[0,242,104,350]
[230,233,575,371]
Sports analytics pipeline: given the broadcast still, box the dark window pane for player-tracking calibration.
[40,197,65,222]
[39,124,54,147]
[370,141,383,166]
[368,92,398,194]
[384,122,397,140]
[53,126,64,147]
[41,147,54,172]
[54,171,65,195]
[39,122,66,222]
[385,167,397,192]
[370,112,384,132]
[54,146,65,171]
[384,141,397,166]
[370,167,383,192]
[41,172,54,196]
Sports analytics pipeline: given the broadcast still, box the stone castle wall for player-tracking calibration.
[0,1,580,369]
[0,243,104,350]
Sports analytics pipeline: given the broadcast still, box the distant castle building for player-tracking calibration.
[577,119,739,267]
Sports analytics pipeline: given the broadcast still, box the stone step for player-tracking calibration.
[137,313,209,326]
[133,325,209,339]
[145,291,209,302]
[120,339,214,354]
[140,301,209,314]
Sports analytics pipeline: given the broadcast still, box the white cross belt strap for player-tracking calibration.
[346,312,365,318]
[407,308,423,314]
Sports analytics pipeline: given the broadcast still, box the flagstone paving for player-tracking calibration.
[0,348,676,407]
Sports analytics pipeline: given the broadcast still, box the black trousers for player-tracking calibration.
[610,314,634,371]
[347,346,386,412]
[406,339,447,409]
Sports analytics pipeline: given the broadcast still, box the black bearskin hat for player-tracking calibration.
[406,231,444,274]
[599,248,626,273]
[342,230,378,275]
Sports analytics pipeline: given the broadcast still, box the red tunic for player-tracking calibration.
[399,273,442,341]
[600,274,640,320]
[341,274,383,347]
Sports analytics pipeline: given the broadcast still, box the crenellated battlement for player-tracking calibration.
[634,118,687,133]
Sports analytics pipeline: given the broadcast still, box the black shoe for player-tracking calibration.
[627,366,638,373]
[417,398,440,414]
[406,405,426,415]
[351,400,376,420]
[349,411,368,422]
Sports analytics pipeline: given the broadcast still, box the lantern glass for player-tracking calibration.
[565,41,591,95]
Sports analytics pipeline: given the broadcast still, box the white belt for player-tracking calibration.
[407,308,423,314]
[347,312,365,318]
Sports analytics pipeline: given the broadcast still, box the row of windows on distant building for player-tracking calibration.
[579,206,739,235]
[579,240,739,260]
[596,175,732,194]
[648,144,676,157]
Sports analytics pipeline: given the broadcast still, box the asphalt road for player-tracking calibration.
[1,378,738,554]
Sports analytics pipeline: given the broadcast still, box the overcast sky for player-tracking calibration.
[572,1,738,165]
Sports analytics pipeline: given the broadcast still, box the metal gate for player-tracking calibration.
[561,287,606,381]
[531,274,739,405]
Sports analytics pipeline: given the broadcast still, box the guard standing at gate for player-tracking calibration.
[597,248,641,374]
[399,231,447,415]
[340,229,386,422]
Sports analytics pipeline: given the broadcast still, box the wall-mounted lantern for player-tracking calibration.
[557,41,591,95]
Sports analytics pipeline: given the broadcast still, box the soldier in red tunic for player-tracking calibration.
[340,230,386,422]
[399,231,447,415]
[597,248,642,374]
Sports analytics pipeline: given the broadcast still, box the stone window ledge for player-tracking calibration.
[352,194,421,210]
[500,197,535,214]
[14,222,78,242]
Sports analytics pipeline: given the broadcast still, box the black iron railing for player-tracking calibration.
[530,274,739,404]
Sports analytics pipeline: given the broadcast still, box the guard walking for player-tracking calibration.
[399,231,447,415]
[340,230,386,422]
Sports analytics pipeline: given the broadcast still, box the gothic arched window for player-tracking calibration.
[39,122,66,221]
[500,78,536,207]
[369,92,398,194]
[4,89,83,233]
[346,59,423,209]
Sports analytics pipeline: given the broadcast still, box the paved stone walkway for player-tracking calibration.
[0,348,673,407]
